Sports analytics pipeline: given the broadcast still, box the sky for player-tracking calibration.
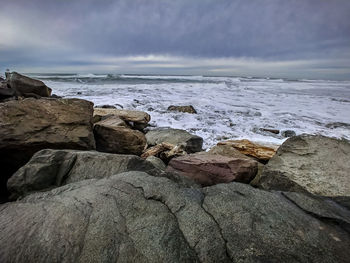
[0,0,350,80]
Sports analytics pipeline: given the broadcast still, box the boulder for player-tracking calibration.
[167,153,258,186]
[94,117,147,155]
[208,144,264,186]
[217,139,277,163]
[93,108,150,124]
[146,128,203,153]
[146,156,167,171]
[0,98,95,200]
[258,135,350,207]
[0,172,349,262]
[7,149,162,200]
[5,72,52,97]
[168,105,197,114]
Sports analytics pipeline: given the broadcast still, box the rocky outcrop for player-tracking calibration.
[167,153,258,186]
[7,149,162,200]
[0,98,95,199]
[1,172,349,262]
[217,139,277,163]
[146,128,203,153]
[168,105,197,114]
[94,116,147,155]
[5,72,52,98]
[258,135,350,207]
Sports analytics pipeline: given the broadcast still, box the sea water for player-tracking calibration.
[32,74,350,149]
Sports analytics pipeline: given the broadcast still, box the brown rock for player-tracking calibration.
[94,118,147,155]
[93,108,150,124]
[259,128,280,134]
[0,98,95,201]
[141,142,186,163]
[168,105,197,114]
[5,72,51,97]
[218,139,278,163]
[208,144,263,186]
[167,153,258,186]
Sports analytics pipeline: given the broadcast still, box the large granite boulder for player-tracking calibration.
[167,153,258,186]
[5,72,52,97]
[146,128,203,153]
[0,172,349,262]
[94,116,147,155]
[7,149,162,200]
[258,135,350,207]
[0,98,95,200]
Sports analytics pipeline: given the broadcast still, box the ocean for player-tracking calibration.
[30,73,350,149]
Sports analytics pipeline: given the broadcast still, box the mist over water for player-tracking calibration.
[35,73,350,149]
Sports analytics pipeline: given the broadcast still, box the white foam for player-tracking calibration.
[45,77,350,149]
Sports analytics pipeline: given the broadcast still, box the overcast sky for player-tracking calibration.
[1,0,349,79]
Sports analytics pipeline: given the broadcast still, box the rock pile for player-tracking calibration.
[0,72,349,262]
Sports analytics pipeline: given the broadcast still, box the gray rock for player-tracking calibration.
[258,135,350,204]
[5,72,52,97]
[0,98,95,201]
[146,128,203,153]
[146,156,167,171]
[168,105,197,114]
[1,172,349,262]
[281,130,296,137]
[7,149,161,200]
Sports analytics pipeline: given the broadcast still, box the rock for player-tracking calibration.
[208,144,251,159]
[146,156,167,171]
[167,153,258,186]
[258,135,350,204]
[0,98,95,200]
[281,130,296,137]
[259,128,280,134]
[0,82,15,101]
[141,142,187,163]
[50,94,62,99]
[168,105,197,114]
[94,117,147,155]
[217,139,277,163]
[325,122,350,129]
[1,172,349,262]
[94,108,150,124]
[146,128,203,153]
[7,149,162,200]
[99,104,117,109]
[208,144,264,186]
[5,72,52,97]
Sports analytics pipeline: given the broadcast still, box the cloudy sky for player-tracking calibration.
[1,0,349,79]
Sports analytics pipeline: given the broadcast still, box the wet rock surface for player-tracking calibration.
[167,153,258,186]
[146,128,203,153]
[1,172,349,262]
[258,135,350,205]
[0,98,95,200]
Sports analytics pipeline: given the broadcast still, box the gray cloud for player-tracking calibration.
[0,0,349,79]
